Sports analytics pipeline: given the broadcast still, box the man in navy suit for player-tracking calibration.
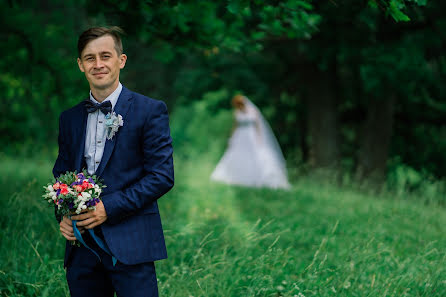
[53,26,174,297]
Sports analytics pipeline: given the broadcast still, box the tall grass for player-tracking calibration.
[1,93,445,296]
[155,155,446,296]
[2,155,445,296]
[0,157,67,297]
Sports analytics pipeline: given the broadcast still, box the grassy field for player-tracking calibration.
[0,153,445,297]
[1,98,445,296]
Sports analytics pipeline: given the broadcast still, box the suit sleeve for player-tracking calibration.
[102,101,174,224]
[52,113,70,222]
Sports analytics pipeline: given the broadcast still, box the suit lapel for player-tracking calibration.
[74,103,88,172]
[95,87,133,177]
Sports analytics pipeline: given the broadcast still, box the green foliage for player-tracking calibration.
[0,0,89,147]
[1,0,444,183]
[368,0,427,21]
[387,157,446,204]
[92,0,320,53]
[170,89,232,162]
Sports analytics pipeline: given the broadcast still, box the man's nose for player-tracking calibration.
[94,58,104,68]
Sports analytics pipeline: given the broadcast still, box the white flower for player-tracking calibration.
[81,192,91,200]
[94,185,102,195]
[104,112,124,140]
[76,205,83,214]
[44,190,57,202]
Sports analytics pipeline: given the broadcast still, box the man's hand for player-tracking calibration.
[60,216,84,241]
[71,200,108,229]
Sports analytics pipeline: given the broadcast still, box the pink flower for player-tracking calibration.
[53,182,61,190]
[73,185,83,192]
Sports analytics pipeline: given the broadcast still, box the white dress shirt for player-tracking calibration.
[84,83,122,175]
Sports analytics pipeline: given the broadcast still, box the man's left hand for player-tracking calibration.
[71,201,108,229]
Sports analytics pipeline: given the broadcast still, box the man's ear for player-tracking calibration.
[77,58,85,72]
[119,54,127,69]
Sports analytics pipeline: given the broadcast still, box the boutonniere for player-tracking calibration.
[104,112,124,140]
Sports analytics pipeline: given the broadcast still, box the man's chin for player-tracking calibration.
[91,82,113,91]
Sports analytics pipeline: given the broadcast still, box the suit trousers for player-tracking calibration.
[66,229,158,297]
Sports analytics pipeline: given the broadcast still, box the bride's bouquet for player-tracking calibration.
[42,171,115,262]
[42,170,105,218]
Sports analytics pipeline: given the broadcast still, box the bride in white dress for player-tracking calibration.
[211,95,291,189]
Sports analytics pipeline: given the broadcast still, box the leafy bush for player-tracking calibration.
[387,157,446,205]
[170,89,232,163]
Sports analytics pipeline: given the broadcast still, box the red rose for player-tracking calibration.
[82,180,93,190]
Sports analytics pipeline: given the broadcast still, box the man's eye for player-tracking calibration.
[86,57,94,61]
[102,55,110,59]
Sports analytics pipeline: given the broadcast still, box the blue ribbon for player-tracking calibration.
[88,227,118,266]
[72,220,117,266]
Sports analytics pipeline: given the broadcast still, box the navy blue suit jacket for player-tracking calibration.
[53,86,174,266]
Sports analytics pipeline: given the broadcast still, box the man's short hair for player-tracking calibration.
[78,26,124,58]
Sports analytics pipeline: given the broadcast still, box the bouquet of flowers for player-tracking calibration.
[43,170,105,218]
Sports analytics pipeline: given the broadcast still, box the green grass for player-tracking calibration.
[1,154,445,296]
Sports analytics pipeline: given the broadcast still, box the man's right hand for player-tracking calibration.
[59,216,84,241]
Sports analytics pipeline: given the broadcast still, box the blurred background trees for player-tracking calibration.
[1,0,444,191]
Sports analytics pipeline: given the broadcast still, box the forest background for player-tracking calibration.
[2,0,445,190]
[1,0,445,296]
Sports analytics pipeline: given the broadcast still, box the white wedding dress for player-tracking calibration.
[211,99,291,189]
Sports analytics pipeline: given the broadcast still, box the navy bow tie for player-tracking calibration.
[84,100,112,115]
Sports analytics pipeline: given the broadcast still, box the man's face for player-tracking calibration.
[77,35,127,93]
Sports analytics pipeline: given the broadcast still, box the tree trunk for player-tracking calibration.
[305,62,340,169]
[356,94,396,182]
